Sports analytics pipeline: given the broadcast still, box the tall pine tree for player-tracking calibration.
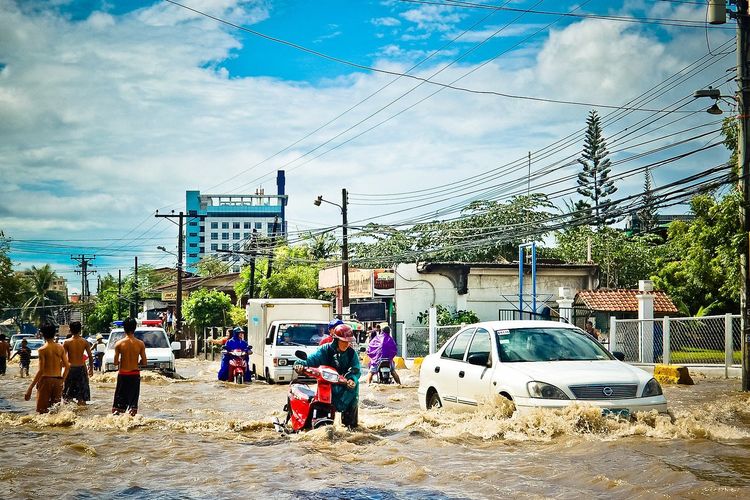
[577,110,617,227]
[636,166,659,233]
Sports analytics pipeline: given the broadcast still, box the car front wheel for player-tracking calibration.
[428,391,442,409]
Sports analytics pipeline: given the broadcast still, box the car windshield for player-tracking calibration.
[495,327,613,362]
[22,340,44,350]
[276,323,328,346]
[108,329,169,349]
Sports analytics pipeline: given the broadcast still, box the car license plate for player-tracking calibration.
[602,408,630,419]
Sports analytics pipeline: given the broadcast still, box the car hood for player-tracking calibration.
[505,360,651,386]
[104,347,173,361]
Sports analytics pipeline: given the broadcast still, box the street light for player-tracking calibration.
[156,246,178,257]
[314,189,349,314]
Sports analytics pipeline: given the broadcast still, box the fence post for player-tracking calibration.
[428,306,437,355]
[725,313,733,378]
[609,317,617,353]
[401,327,408,359]
[663,316,671,365]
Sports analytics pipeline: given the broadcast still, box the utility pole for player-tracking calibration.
[71,254,96,302]
[216,229,259,299]
[265,216,280,285]
[709,0,750,390]
[133,256,139,318]
[155,211,186,337]
[117,269,122,319]
[342,188,349,312]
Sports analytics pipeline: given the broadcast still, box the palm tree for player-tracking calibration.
[22,264,66,324]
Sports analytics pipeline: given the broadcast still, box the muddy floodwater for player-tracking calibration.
[2,358,750,499]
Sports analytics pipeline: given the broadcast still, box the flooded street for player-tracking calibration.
[2,358,750,499]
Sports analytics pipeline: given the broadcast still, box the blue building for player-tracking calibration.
[185,170,287,273]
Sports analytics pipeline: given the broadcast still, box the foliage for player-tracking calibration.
[229,306,247,326]
[553,226,662,289]
[636,166,659,234]
[351,195,555,266]
[417,305,480,326]
[577,110,617,226]
[651,192,741,314]
[259,245,322,299]
[20,264,66,324]
[196,255,229,278]
[83,274,122,333]
[182,288,232,328]
[303,231,339,260]
[234,259,268,302]
[0,233,22,312]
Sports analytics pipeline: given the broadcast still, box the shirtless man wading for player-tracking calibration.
[25,324,70,413]
[63,321,93,405]
[111,317,147,416]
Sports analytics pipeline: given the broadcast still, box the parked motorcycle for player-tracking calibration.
[373,358,393,384]
[226,349,250,385]
[274,350,349,433]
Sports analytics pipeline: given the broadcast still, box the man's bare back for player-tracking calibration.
[64,335,93,374]
[0,339,10,358]
[114,335,146,372]
[25,338,69,405]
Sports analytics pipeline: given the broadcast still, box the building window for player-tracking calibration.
[233,232,240,240]
[232,266,240,273]
[199,247,204,254]
[189,232,197,237]
[222,243,229,250]
[255,222,262,230]
[267,226,275,236]
[222,233,229,240]
[243,232,250,239]
[233,243,240,250]
[188,221,197,227]
[211,232,218,239]
[211,222,218,229]
[211,244,218,251]
[199,236,205,243]
[189,243,197,248]
[222,222,229,229]
[233,222,240,229]
[188,210,197,216]
[188,253,197,258]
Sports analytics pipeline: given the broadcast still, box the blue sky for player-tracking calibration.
[0,0,738,293]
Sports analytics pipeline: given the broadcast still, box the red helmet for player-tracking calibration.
[331,324,356,343]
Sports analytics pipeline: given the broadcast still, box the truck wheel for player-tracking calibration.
[265,368,275,385]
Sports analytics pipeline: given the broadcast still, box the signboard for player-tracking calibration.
[349,269,372,299]
[161,291,189,302]
[350,301,387,322]
[373,269,395,296]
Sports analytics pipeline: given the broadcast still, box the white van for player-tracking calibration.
[103,327,181,374]
[246,298,333,384]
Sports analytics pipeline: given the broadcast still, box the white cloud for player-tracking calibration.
[371,16,400,27]
[400,4,464,32]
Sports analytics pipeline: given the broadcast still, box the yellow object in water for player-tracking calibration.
[412,357,424,372]
[654,364,694,385]
[393,356,407,369]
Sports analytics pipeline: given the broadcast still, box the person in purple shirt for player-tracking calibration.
[365,325,401,385]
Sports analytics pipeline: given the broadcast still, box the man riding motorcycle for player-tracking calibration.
[365,325,401,385]
[293,323,360,429]
[217,327,252,382]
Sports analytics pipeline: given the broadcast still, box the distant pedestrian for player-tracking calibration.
[166,310,174,333]
[62,322,93,405]
[25,324,70,413]
[111,317,146,416]
[584,321,601,341]
[10,339,32,377]
[92,334,107,372]
[0,334,9,375]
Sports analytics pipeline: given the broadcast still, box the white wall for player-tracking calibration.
[395,264,457,327]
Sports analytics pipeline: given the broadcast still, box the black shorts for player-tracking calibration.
[112,373,141,416]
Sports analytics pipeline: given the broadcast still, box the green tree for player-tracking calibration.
[183,288,232,329]
[229,306,247,326]
[234,259,268,302]
[259,245,322,299]
[21,264,66,324]
[417,305,480,326]
[303,231,339,260]
[0,232,22,312]
[636,166,659,234]
[83,274,121,333]
[577,110,617,227]
[196,255,229,278]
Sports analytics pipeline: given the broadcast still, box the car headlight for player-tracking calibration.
[641,378,663,397]
[527,381,569,400]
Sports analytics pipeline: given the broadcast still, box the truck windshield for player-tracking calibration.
[276,323,328,346]
[108,329,170,349]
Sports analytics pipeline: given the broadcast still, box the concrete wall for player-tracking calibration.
[395,263,595,327]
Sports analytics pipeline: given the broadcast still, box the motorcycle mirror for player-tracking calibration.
[358,346,366,353]
[295,350,308,360]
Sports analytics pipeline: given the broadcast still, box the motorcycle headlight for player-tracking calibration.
[527,381,569,400]
[641,378,663,397]
[321,371,340,383]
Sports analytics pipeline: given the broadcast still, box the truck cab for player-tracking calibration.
[262,320,329,383]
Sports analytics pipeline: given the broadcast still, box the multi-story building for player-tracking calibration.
[185,170,287,273]
[50,276,68,298]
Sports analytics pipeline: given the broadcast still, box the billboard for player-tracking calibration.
[373,269,395,296]
[350,301,387,322]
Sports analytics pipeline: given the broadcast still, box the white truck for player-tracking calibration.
[246,298,333,384]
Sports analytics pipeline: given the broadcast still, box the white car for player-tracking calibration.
[12,339,44,359]
[103,327,180,373]
[418,320,667,417]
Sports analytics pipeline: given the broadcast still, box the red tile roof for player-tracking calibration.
[575,289,678,314]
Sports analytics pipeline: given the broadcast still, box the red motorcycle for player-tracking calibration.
[227,349,249,385]
[274,350,349,433]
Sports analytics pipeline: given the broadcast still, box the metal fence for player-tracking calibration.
[611,314,740,374]
[401,324,463,358]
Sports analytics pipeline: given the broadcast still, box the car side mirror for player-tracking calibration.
[170,342,181,351]
[467,353,490,366]
[265,337,273,345]
[612,351,625,361]
[295,350,308,360]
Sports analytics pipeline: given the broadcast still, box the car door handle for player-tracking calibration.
[459,371,465,378]
[434,366,440,373]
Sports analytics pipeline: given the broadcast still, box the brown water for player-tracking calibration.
[1,358,750,499]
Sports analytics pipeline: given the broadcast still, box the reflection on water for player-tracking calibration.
[1,358,750,498]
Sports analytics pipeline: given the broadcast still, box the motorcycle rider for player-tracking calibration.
[217,327,252,382]
[365,325,401,385]
[294,323,360,429]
